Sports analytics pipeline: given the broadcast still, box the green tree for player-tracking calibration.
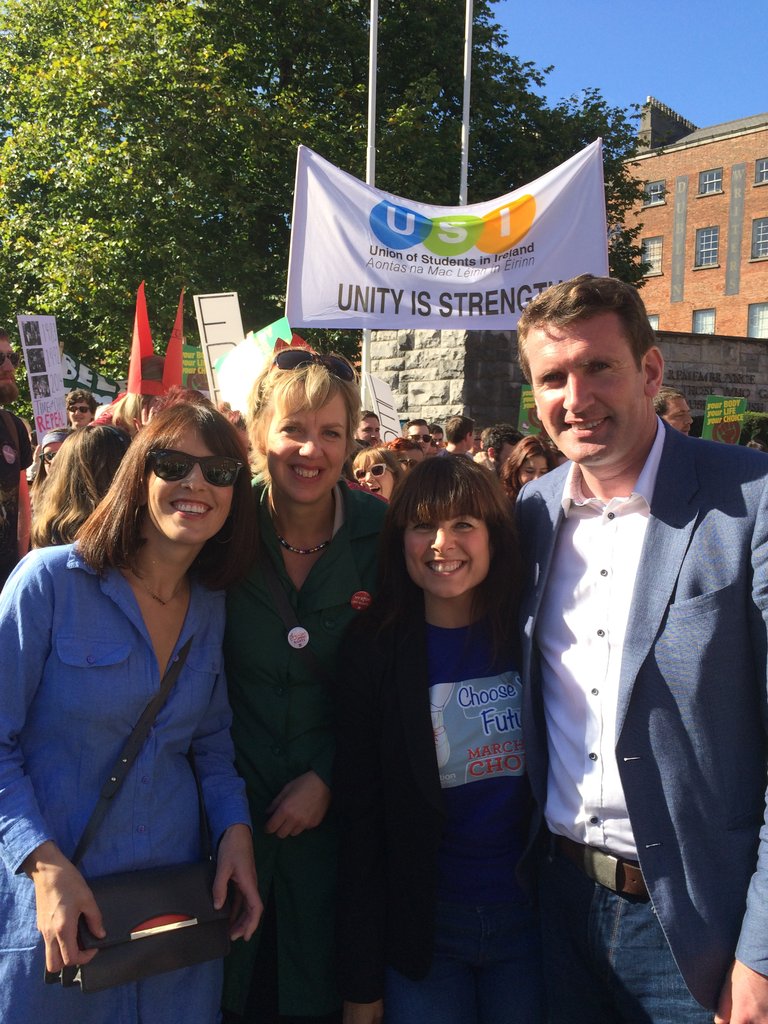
[0,0,646,378]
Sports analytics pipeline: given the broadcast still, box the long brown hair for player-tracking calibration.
[499,435,557,503]
[375,456,521,658]
[77,402,256,589]
[31,426,129,548]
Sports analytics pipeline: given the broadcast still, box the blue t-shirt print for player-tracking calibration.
[431,670,525,788]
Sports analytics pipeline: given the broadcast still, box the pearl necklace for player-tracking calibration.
[276,533,331,556]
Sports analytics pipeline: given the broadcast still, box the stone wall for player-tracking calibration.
[656,330,768,415]
[370,327,768,426]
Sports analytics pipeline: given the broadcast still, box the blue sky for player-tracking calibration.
[494,0,763,131]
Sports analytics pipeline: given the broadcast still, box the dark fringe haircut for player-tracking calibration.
[374,456,522,661]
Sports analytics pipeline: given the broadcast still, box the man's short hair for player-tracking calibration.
[405,417,429,431]
[445,415,475,445]
[360,410,379,422]
[428,423,443,435]
[481,423,523,455]
[516,274,656,381]
[653,386,687,417]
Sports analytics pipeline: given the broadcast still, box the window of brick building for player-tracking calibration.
[748,304,768,339]
[642,236,663,275]
[695,226,719,267]
[643,180,666,206]
[647,315,660,330]
[756,158,768,185]
[692,309,716,334]
[698,168,723,195]
[752,218,768,259]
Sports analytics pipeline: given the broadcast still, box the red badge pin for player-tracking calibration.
[350,590,372,611]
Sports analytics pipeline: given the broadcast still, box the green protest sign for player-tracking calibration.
[517,384,542,436]
[701,394,747,444]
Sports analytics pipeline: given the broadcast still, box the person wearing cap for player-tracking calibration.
[0,329,32,590]
[29,428,73,513]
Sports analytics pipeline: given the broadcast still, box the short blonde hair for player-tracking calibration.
[247,354,361,480]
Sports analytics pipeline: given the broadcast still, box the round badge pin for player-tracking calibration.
[287,626,310,649]
[350,590,372,611]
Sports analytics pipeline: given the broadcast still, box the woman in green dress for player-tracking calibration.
[223,351,387,1024]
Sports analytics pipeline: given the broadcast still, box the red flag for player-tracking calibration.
[127,282,158,395]
[162,288,185,390]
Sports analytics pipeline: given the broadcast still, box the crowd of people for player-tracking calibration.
[1,274,768,1024]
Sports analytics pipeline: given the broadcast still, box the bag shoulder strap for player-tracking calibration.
[71,636,194,866]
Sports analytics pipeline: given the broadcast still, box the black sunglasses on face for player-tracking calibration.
[272,350,355,381]
[409,433,432,444]
[0,350,21,368]
[148,449,243,487]
[42,450,58,463]
[68,404,91,414]
[398,457,417,468]
[354,463,388,480]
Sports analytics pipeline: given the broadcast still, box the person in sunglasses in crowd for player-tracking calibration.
[65,388,98,429]
[0,329,32,590]
[31,425,130,548]
[28,428,73,511]
[0,401,262,1024]
[404,419,437,458]
[222,350,387,1024]
[385,436,424,473]
[351,446,404,502]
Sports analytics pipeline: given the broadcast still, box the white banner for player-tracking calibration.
[286,140,608,330]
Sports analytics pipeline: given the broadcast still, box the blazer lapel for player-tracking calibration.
[616,430,701,738]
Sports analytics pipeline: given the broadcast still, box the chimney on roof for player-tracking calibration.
[639,96,698,150]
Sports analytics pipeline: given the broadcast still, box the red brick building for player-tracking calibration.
[629,98,768,337]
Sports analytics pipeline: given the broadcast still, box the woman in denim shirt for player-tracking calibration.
[0,402,262,1024]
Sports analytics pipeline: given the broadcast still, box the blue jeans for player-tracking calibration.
[539,846,714,1023]
[384,900,543,1024]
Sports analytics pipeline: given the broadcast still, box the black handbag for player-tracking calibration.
[44,637,232,993]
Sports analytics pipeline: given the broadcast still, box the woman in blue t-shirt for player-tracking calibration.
[334,456,542,1024]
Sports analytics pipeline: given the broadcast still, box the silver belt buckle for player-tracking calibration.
[583,845,619,891]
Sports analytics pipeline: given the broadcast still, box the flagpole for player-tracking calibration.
[360,0,378,405]
[459,0,473,206]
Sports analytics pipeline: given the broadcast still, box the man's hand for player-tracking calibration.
[213,823,263,941]
[22,840,104,972]
[716,959,768,1023]
[343,999,384,1024]
[265,771,331,838]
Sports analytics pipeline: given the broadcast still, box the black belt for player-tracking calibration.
[554,834,649,900]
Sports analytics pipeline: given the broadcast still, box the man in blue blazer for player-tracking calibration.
[516,275,768,1023]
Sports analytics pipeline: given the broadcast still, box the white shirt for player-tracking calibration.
[537,420,666,859]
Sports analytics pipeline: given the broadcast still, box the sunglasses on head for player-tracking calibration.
[409,433,431,444]
[68,404,90,414]
[272,350,355,381]
[0,350,21,368]
[148,449,243,487]
[353,463,388,481]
